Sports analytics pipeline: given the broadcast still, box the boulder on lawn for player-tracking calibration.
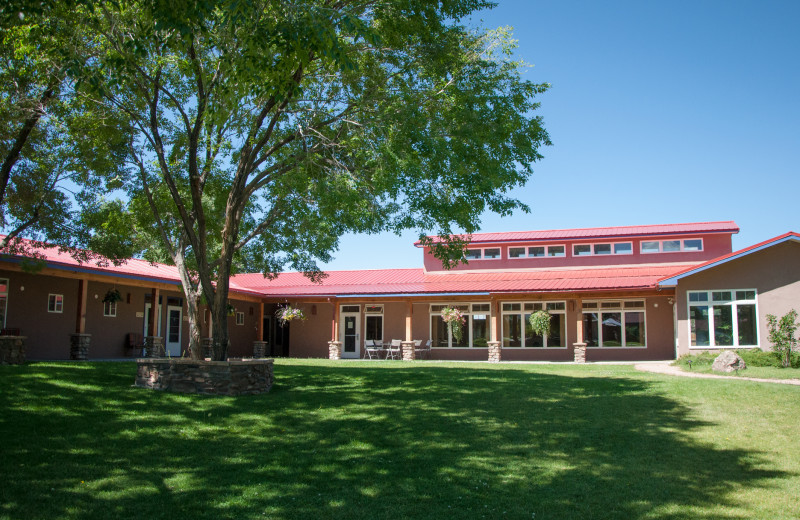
[711,351,746,373]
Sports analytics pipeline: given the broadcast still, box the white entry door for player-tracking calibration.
[165,305,183,356]
[340,311,360,359]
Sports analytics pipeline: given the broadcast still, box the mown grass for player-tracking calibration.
[1,359,799,520]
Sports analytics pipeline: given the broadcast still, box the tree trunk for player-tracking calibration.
[184,293,202,359]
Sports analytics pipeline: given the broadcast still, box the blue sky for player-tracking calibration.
[320,0,799,271]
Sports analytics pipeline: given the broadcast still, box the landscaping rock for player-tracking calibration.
[712,351,747,373]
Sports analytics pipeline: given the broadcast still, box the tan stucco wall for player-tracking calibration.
[675,240,800,356]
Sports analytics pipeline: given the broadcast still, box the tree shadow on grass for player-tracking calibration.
[0,362,792,520]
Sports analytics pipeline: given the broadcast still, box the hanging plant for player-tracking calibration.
[441,306,466,343]
[528,310,552,337]
[227,303,236,316]
[276,305,305,326]
[102,288,123,304]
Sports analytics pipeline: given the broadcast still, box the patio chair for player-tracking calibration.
[413,339,423,359]
[125,332,145,357]
[385,339,402,360]
[364,340,383,360]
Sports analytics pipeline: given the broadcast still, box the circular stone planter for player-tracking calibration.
[135,358,274,396]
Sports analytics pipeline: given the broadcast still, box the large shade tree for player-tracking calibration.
[0,1,133,261]
[81,0,550,360]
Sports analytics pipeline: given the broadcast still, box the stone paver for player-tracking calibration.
[634,361,800,386]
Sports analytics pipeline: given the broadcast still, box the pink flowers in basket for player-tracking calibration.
[441,306,466,342]
[275,305,305,325]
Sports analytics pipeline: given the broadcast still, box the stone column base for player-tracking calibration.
[328,341,342,360]
[487,341,501,362]
[0,336,26,364]
[573,342,587,363]
[253,341,268,358]
[401,341,415,361]
[144,336,165,358]
[70,333,91,360]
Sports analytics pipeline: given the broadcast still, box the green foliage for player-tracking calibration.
[676,348,800,370]
[528,310,551,337]
[766,310,800,368]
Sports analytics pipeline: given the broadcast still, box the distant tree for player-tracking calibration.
[79,0,550,360]
[766,310,799,368]
[0,1,135,262]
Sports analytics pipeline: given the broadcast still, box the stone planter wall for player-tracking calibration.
[328,341,342,360]
[0,336,26,364]
[573,342,587,363]
[401,341,415,361]
[135,358,274,396]
[487,341,502,362]
[253,341,268,358]
[144,336,165,358]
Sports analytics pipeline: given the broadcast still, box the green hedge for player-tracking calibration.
[676,348,800,368]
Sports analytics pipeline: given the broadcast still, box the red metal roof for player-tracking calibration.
[232,264,695,296]
[416,221,740,246]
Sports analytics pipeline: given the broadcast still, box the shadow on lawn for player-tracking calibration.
[0,362,789,520]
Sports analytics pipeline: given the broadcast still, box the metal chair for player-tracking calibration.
[364,340,383,360]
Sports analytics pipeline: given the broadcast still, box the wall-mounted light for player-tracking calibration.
[94,294,98,299]
[19,286,24,292]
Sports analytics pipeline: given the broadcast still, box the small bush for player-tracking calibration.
[676,348,800,369]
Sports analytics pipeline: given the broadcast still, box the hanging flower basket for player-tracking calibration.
[102,289,123,304]
[441,306,466,343]
[276,305,305,326]
[528,310,551,337]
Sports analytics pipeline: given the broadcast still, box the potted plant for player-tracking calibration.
[528,310,551,338]
[276,305,305,326]
[441,306,466,343]
[102,288,123,304]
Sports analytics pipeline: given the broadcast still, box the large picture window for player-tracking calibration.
[364,305,384,342]
[688,290,757,348]
[430,303,491,347]
[501,301,566,348]
[582,301,646,347]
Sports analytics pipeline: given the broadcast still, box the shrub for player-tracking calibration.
[766,310,800,368]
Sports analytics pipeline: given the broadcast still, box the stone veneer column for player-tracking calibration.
[573,342,587,363]
[0,336,26,364]
[401,341,415,361]
[253,341,268,358]
[328,341,342,360]
[69,333,91,360]
[487,341,501,362]
[144,336,165,358]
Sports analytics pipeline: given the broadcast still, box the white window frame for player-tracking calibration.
[500,301,568,348]
[364,305,384,342]
[572,242,634,257]
[465,248,502,261]
[582,300,647,348]
[48,293,63,313]
[103,300,117,317]
[235,311,245,325]
[429,303,492,348]
[641,238,705,254]
[508,244,566,259]
[687,289,759,349]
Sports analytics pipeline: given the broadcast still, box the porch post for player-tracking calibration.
[573,298,586,363]
[487,295,501,362]
[145,288,164,358]
[402,300,415,361]
[253,301,267,358]
[328,300,341,359]
[69,278,91,360]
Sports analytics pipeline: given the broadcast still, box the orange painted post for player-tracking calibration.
[148,288,160,337]
[76,278,88,333]
[258,302,264,341]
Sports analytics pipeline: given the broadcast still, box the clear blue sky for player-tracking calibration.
[320,0,799,272]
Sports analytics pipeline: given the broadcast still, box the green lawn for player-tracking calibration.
[1,360,799,520]
[677,364,800,380]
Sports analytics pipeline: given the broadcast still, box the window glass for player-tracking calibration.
[736,290,756,301]
[484,248,501,259]
[366,315,383,340]
[713,305,734,346]
[48,294,64,313]
[689,292,708,302]
[624,312,645,346]
[465,249,481,260]
[104,301,117,317]
[502,314,522,347]
[602,312,622,346]
[583,313,599,346]
[548,246,565,257]
[341,305,360,313]
[546,302,565,311]
[235,311,244,325]
[528,246,545,257]
[549,313,565,347]
[472,304,490,312]
[690,305,710,346]
[624,301,645,309]
[502,303,521,311]
[712,291,732,302]
[614,242,633,254]
[601,301,621,309]
[431,315,448,348]
[582,302,598,309]
[509,247,525,258]
[524,313,544,347]
[593,244,612,255]
[683,239,703,251]
[737,304,757,346]
[472,314,490,347]
[573,244,591,256]
[641,241,659,253]
[662,240,681,252]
